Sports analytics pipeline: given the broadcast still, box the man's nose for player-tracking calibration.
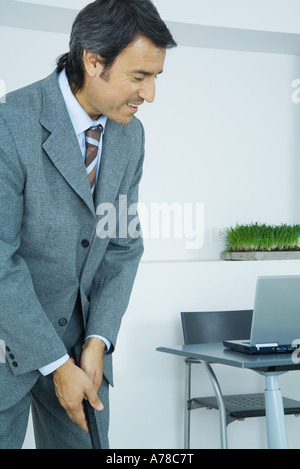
[138,78,156,103]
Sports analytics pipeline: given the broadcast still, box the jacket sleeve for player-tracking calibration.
[85,125,145,352]
[0,116,68,376]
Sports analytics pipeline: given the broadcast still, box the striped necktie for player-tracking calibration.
[85,125,102,196]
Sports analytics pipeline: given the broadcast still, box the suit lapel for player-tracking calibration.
[40,72,95,217]
[94,120,130,208]
[41,122,96,216]
[39,72,130,218]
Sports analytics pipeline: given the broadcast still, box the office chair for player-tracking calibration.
[181,310,300,449]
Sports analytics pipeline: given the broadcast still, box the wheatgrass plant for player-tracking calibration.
[225,223,300,252]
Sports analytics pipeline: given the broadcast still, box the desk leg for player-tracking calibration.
[264,373,288,449]
[184,360,191,449]
[202,361,228,449]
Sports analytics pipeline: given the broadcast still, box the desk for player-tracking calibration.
[157,343,300,449]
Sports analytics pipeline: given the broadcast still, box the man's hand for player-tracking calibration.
[81,337,106,393]
[52,339,105,433]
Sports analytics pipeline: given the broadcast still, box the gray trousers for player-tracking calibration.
[0,298,110,449]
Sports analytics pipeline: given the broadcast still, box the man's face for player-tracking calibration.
[76,35,167,124]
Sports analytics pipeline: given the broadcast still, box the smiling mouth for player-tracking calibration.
[127,102,143,110]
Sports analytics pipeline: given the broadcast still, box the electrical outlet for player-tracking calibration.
[211,226,227,241]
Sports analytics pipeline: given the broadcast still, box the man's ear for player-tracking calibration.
[82,50,104,78]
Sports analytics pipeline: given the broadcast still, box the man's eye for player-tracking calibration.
[133,76,144,82]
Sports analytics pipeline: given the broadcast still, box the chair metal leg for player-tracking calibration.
[184,360,191,449]
[202,361,228,449]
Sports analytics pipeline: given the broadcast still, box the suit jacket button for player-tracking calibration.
[6,346,10,352]
[12,361,18,368]
[81,239,90,248]
[9,354,14,360]
[59,318,68,327]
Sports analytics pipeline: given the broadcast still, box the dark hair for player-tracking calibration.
[57,0,176,92]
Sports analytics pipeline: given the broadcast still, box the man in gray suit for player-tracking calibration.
[0,0,176,449]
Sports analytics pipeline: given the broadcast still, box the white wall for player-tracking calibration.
[153,0,300,34]
[1,0,300,450]
[138,46,300,260]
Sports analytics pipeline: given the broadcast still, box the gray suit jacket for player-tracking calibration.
[0,71,144,411]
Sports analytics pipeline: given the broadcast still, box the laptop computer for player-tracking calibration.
[223,275,300,354]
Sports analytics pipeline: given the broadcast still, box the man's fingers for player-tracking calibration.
[85,387,104,412]
[53,359,103,434]
[67,404,89,434]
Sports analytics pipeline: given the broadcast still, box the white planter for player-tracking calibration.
[222,251,300,261]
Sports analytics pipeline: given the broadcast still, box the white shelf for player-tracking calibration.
[0,0,75,33]
[167,21,300,55]
[2,1,300,55]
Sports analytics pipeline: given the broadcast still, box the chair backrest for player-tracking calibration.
[181,310,253,345]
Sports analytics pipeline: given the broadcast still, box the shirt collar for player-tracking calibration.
[58,69,107,136]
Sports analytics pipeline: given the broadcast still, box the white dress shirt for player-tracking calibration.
[39,70,110,376]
